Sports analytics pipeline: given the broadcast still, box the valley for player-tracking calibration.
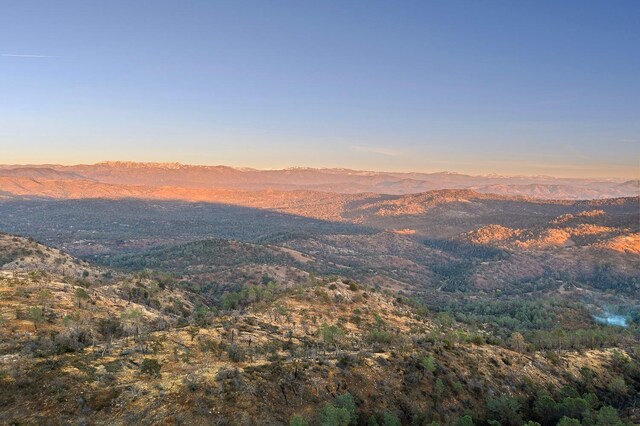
[0,164,638,424]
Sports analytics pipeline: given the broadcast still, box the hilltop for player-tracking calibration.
[461,208,639,253]
[0,233,109,280]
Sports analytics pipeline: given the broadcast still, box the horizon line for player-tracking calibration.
[0,160,637,182]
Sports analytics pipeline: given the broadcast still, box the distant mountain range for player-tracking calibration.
[0,161,637,200]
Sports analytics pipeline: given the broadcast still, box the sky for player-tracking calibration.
[1,1,638,178]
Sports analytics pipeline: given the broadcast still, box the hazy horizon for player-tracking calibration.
[1,159,638,181]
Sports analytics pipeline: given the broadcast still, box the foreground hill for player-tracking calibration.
[0,232,109,281]
[0,235,638,425]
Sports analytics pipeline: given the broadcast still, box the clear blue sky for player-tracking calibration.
[1,0,638,178]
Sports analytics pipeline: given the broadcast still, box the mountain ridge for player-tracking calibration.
[1,162,637,199]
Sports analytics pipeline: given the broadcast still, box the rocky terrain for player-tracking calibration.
[461,210,638,252]
[0,234,638,425]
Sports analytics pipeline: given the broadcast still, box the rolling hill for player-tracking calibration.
[1,162,637,199]
[0,234,638,425]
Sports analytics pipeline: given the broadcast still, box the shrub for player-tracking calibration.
[595,406,623,425]
[560,397,588,420]
[318,393,358,426]
[319,403,351,426]
[216,367,240,381]
[334,393,357,424]
[74,287,90,307]
[366,329,392,347]
[421,355,437,375]
[338,354,359,368]
[486,396,522,426]
[226,344,246,362]
[455,415,474,426]
[140,358,161,377]
[319,323,345,346]
[27,306,44,331]
[556,417,580,426]
[87,388,121,411]
[290,415,309,426]
[382,411,401,426]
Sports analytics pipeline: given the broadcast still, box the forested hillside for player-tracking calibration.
[0,233,638,424]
